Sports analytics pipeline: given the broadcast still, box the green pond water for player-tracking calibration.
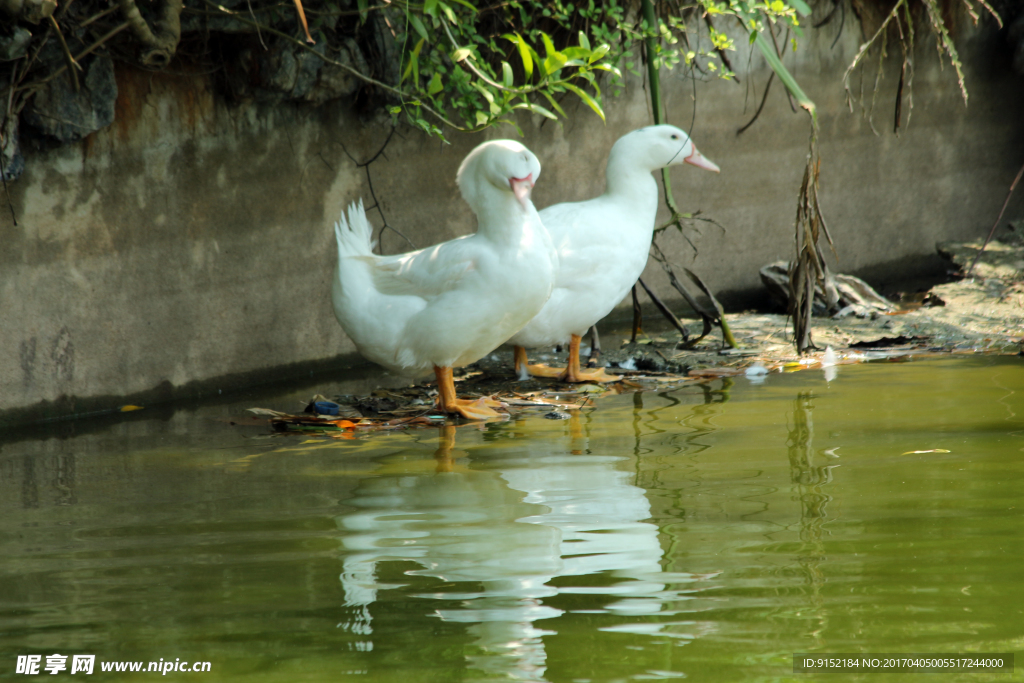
[2,356,1023,682]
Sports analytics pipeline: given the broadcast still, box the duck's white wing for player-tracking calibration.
[367,234,481,299]
[541,197,629,287]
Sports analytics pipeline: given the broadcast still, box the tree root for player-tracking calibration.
[117,0,182,67]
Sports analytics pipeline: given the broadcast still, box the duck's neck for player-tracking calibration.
[473,195,539,246]
[603,152,659,209]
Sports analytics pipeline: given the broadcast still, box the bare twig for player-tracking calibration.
[967,0,1002,27]
[965,161,1024,277]
[586,325,601,367]
[79,5,118,27]
[736,69,773,135]
[638,277,690,341]
[247,0,268,50]
[630,285,642,343]
[13,23,130,100]
[649,241,718,345]
[842,0,903,111]
[48,15,81,93]
[338,127,416,254]
[813,0,845,50]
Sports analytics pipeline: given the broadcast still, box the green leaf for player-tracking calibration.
[497,118,524,137]
[562,82,605,121]
[578,30,591,52]
[427,72,443,95]
[754,32,816,124]
[475,110,489,126]
[540,31,558,59]
[452,47,472,62]
[539,90,567,118]
[513,102,557,120]
[507,33,533,80]
[544,56,567,76]
[439,2,457,24]
[423,0,438,17]
[408,13,429,42]
[788,0,812,16]
[447,0,477,11]
[591,63,622,78]
[501,61,513,88]
[588,43,610,62]
[540,33,568,76]
[471,82,495,103]
[401,38,424,84]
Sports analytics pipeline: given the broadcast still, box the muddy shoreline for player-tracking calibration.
[261,239,1023,432]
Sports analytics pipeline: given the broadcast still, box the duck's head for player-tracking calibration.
[457,139,542,212]
[613,125,720,174]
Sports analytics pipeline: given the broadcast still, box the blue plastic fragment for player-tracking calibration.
[314,401,340,416]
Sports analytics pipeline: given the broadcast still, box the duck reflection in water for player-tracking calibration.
[335,418,711,681]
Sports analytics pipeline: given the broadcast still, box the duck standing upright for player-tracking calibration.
[332,140,557,419]
[508,125,719,383]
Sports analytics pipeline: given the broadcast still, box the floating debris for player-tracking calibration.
[744,364,769,384]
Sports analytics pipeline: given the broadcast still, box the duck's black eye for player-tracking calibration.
[670,134,679,140]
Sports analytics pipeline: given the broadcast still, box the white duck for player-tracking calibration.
[332,139,557,419]
[508,125,720,382]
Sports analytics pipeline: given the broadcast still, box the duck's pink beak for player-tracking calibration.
[509,173,534,207]
[684,147,720,173]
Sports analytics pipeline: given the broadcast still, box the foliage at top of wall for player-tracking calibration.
[0,0,1011,185]
[0,0,815,179]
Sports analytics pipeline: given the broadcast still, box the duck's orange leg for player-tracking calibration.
[559,334,620,383]
[434,366,504,420]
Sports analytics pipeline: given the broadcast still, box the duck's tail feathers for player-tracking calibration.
[333,199,377,259]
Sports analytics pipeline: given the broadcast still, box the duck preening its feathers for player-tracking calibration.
[332,139,557,419]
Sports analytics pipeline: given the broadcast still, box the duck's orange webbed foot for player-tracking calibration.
[558,365,620,383]
[514,343,618,382]
[443,397,505,420]
[524,363,568,379]
[433,365,506,421]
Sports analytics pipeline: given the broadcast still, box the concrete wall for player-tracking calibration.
[2,7,1022,425]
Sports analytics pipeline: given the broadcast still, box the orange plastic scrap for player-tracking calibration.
[268,413,359,432]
